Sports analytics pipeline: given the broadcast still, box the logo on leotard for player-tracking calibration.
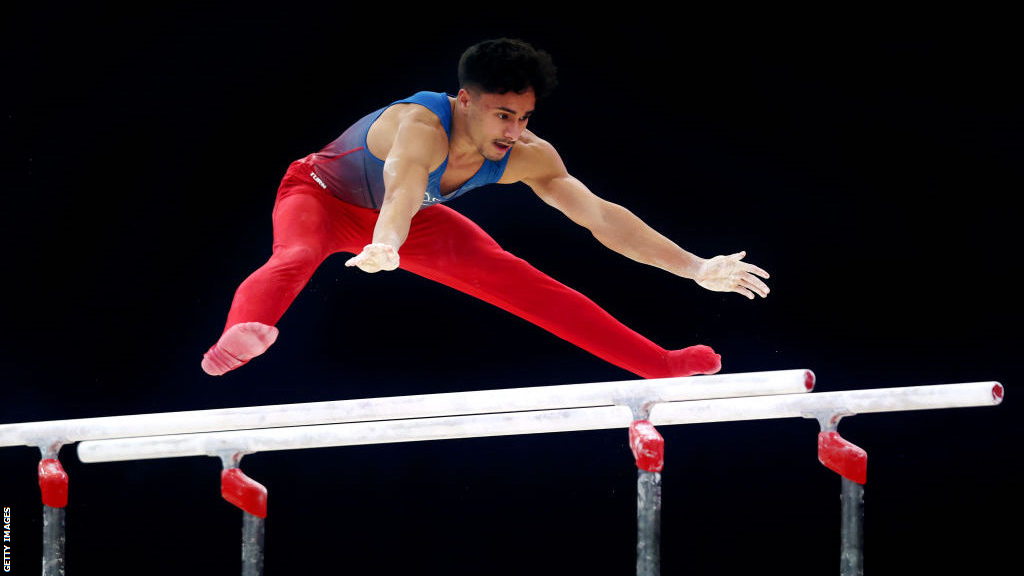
[310,171,327,190]
[422,191,442,207]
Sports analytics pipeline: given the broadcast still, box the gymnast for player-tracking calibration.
[202,38,770,379]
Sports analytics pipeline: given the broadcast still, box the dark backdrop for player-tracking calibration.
[2,6,1019,575]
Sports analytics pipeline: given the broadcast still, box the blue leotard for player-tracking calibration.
[309,91,510,210]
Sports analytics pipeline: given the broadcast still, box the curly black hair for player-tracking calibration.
[458,38,558,100]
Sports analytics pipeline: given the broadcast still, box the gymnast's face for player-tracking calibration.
[458,87,535,161]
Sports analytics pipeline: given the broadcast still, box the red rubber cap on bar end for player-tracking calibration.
[629,420,665,473]
[817,431,867,484]
[221,468,268,518]
[38,459,69,508]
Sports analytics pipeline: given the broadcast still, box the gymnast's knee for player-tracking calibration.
[264,245,325,282]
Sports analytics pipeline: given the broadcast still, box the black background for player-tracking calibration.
[2,5,1020,575]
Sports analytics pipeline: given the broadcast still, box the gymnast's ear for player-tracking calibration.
[456,86,482,110]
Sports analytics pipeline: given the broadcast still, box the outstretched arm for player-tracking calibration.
[345,115,440,273]
[521,140,770,299]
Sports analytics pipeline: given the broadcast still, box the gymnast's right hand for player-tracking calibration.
[345,243,400,273]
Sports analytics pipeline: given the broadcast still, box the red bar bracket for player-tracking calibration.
[629,420,665,473]
[38,459,69,508]
[221,468,268,518]
[817,431,867,484]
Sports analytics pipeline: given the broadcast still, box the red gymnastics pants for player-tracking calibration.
[213,156,720,379]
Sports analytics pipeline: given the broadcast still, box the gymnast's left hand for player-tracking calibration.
[345,243,400,273]
[694,251,770,299]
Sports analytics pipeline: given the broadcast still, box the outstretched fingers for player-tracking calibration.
[345,253,378,272]
[345,243,400,273]
[736,276,764,299]
[693,250,772,299]
[742,262,770,280]
[740,270,770,298]
[733,252,770,298]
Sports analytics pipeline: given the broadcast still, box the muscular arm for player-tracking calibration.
[534,172,705,277]
[373,120,436,249]
[346,113,442,272]
[520,138,770,299]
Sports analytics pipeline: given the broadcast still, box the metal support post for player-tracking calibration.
[220,454,267,576]
[38,443,68,576]
[629,418,665,576]
[806,410,867,576]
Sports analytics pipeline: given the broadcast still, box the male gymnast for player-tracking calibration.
[201,38,770,378]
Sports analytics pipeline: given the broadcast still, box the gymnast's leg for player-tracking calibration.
[201,163,371,375]
[398,205,721,379]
